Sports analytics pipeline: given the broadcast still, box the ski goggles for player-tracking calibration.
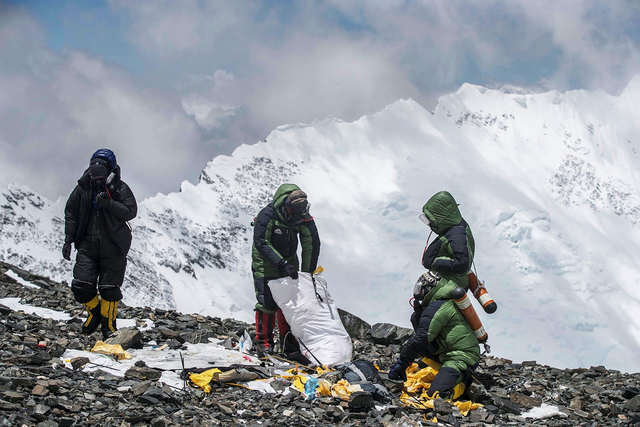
[287,202,310,216]
[292,202,311,215]
[286,202,311,223]
[418,212,431,227]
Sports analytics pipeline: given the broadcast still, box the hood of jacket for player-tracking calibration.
[422,191,462,235]
[272,183,301,209]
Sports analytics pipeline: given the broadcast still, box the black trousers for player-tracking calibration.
[428,361,479,399]
[253,274,280,313]
[71,235,126,303]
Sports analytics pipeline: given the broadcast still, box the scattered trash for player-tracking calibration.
[90,341,131,361]
[304,377,319,400]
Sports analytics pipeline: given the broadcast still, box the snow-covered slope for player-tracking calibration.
[2,78,640,372]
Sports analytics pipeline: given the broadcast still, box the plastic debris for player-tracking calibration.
[304,377,319,400]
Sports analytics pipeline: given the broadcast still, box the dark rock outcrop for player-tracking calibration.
[338,308,371,340]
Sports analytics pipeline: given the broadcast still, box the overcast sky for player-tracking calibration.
[1,0,639,201]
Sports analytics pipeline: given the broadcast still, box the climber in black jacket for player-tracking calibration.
[63,149,137,339]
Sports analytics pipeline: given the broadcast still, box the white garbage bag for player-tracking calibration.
[268,272,353,366]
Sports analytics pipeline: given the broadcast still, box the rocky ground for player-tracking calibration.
[0,261,639,426]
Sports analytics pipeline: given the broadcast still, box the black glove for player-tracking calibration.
[96,192,110,208]
[283,263,299,280]
[388,359,409,382]
[62,241,72,261]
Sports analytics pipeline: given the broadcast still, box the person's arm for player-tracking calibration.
[64,186,81,241]
[389,300,446,381]
[399,300,446,363]
[298,220,320,273]
[431,228,470,274]
[422,237,443,269]
[98,182,137,221]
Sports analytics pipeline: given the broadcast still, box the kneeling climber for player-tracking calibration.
[389,191,479,399]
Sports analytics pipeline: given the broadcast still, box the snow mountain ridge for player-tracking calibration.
[1,78,640,372]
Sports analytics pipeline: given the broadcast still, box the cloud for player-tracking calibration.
[515,0,640,93]
[110,1,640,109]
[178,70,244,131]
[0,6,212,201]
[2,1,640,202]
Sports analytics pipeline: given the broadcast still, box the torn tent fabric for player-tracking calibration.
[182,365,271,393]
[188,369,222,393]
[399,362,482,416]
[90,341,131,361]
[267,272,352,367]
[317,379,332,397]
[330,379,364,400]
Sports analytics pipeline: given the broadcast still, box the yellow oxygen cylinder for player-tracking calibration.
[451,287,488,343]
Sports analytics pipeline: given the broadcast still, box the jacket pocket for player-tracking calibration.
[270,225,291,257]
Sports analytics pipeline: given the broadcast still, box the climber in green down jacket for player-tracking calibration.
[251,184,320,355]
[388,191,480,399]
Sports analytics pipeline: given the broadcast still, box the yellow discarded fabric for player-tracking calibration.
[90,341,131,361]
[399,363,482,416]
[315,366,333,376]
[405,364,438,394]
[456,400,475,416]
[189,369,222,393]
[400,392,435,410]
[330,379,363,401]
[283,367,305,377]
[317,379,332,397]
[292,375,307,393]
[281,368,310,393]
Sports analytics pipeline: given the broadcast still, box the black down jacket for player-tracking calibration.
[64,167,137,255]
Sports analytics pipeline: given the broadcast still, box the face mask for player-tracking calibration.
[293,202,311,218]
[284,201,310,223]
[418,212,431,227]
[89,159,115,188]
[284,206,303,223]
[91,178,106,192]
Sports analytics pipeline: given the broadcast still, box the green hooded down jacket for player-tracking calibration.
[421,191,475,296]
[251,184,320,279]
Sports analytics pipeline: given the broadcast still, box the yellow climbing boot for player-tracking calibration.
[81,295,101,335]
[100,299,118,339]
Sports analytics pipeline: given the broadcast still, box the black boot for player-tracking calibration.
[100,299,118,339]
[81,295,101,335]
